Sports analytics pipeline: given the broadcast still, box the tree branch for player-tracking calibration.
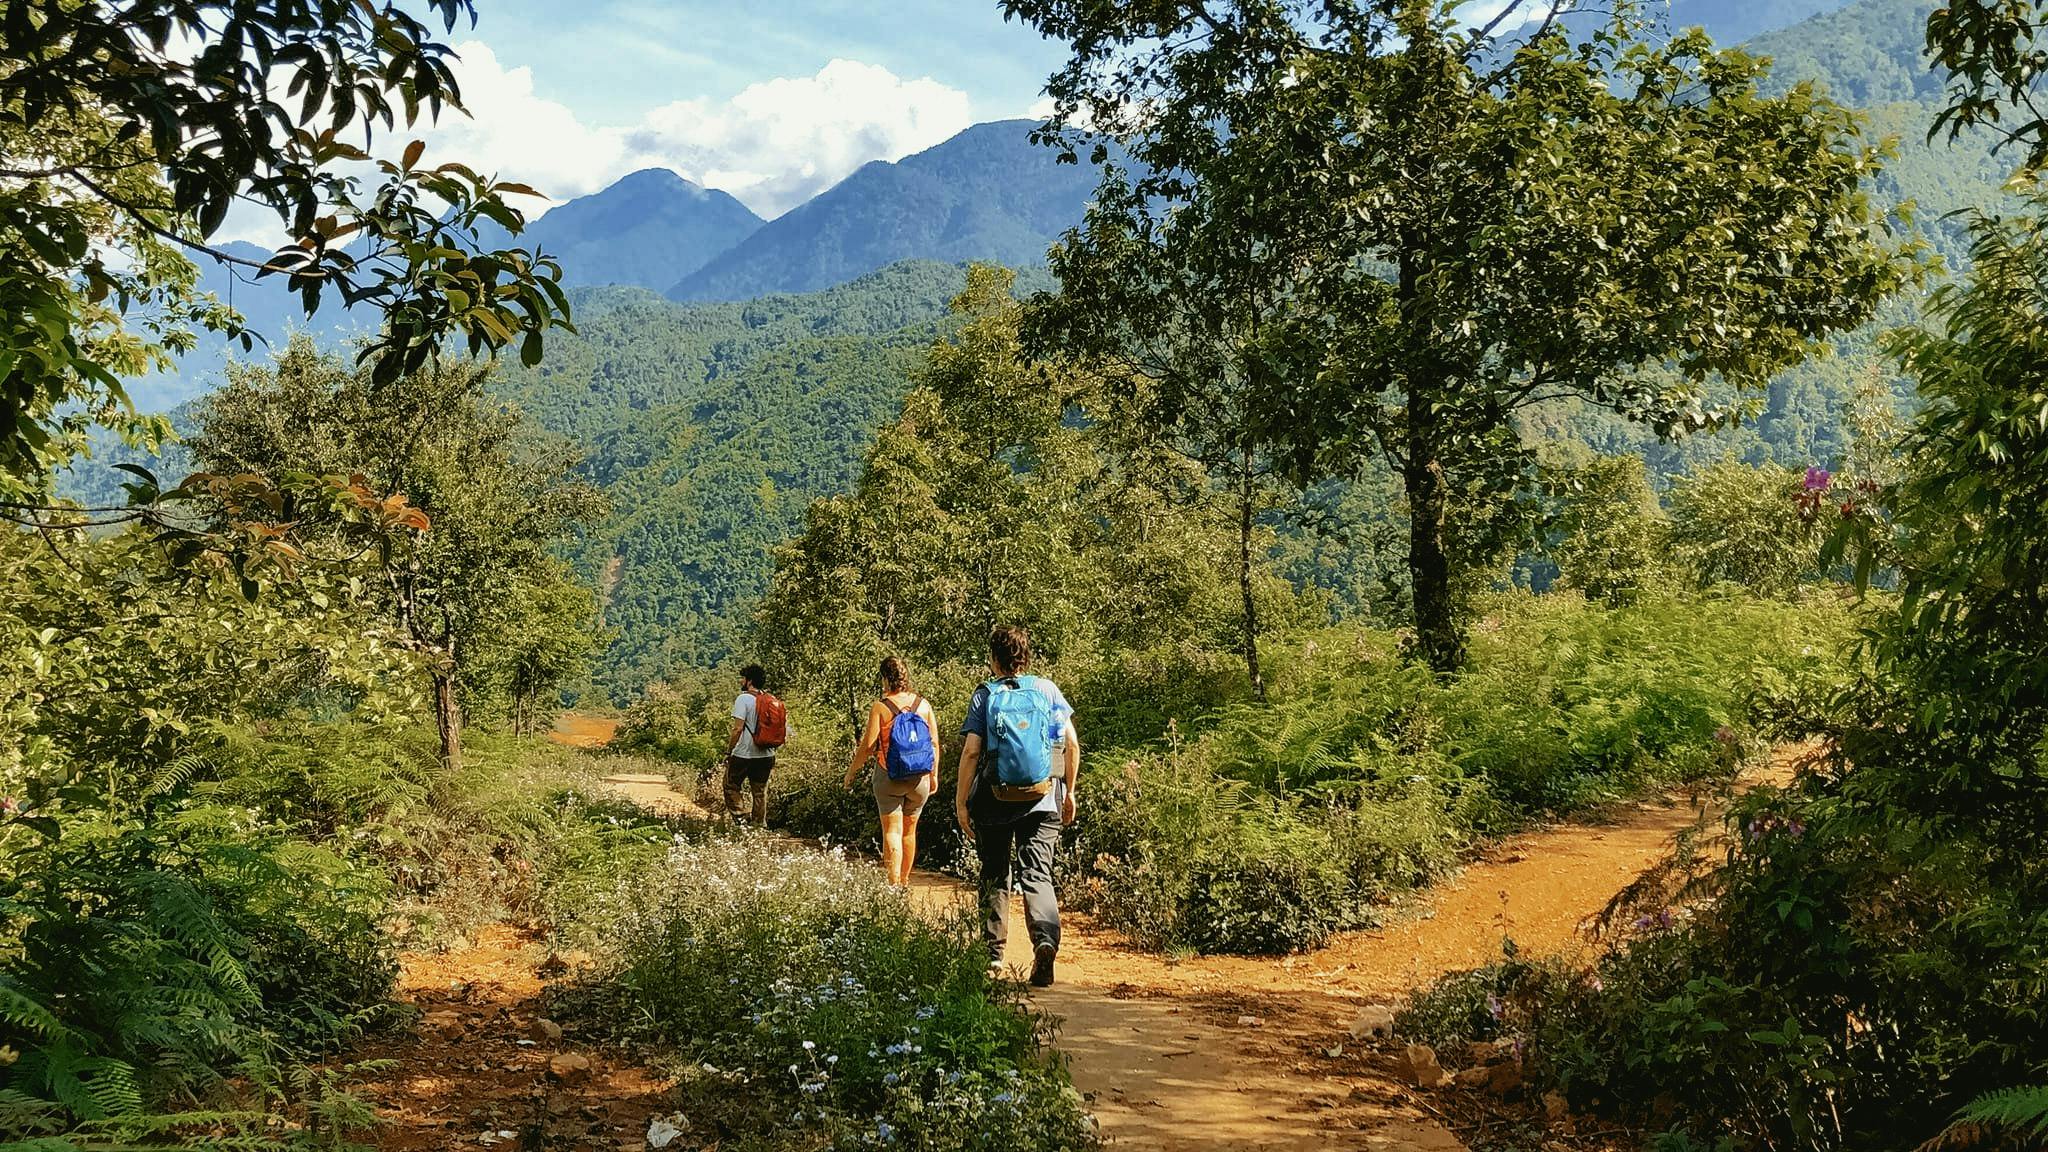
[68,170,333,281]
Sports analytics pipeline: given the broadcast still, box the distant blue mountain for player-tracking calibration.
[666,120,1105,303]
[1666,0,1854,45]
[119,240,372,411]
[482,168,764,291]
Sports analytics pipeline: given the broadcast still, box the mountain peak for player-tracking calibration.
[605,167,712,196]
[666,119,1102,302]
[500,168,763,290]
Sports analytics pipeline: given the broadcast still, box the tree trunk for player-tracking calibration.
[1236,443,1267,701]
[1404,396,1465,674]
[432,666,463,773]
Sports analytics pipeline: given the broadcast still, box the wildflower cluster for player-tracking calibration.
[567,834,1096,1151]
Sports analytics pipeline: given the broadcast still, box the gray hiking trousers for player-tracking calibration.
[972,807,1062,960]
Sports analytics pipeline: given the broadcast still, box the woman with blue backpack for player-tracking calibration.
[843,655,941,887]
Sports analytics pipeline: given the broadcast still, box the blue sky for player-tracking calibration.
[470,2,1066,126]
[400,2,1070,220]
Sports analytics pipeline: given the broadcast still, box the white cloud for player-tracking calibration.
[415,44,974,219]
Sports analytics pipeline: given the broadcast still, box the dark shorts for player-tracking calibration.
[723,755,775,789]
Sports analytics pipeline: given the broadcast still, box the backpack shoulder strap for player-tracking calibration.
[882,696,903,718]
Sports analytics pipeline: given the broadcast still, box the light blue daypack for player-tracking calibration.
[985,675,1056,793]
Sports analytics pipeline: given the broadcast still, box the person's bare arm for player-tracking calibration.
[1060,722,1081,825]
[725,717,745,758]
[845,703,885,787]
[955,734,982,841]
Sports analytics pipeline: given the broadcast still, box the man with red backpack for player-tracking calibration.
[723,663,788,825]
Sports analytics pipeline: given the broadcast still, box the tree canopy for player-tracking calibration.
[0,0,573,499]
[1011,0,1920,669]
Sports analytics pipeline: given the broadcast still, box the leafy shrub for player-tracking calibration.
[1061,593,1854,955]
[1543,453,1676,606]
[610,675,730,764]
[1065,745,1466,954]
[1057,640,1249,750]
[0,803,392,1135]
[1666,459,1829,596]
[562,835,1096,1152]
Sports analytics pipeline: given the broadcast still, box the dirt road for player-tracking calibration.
[903,787,1733,1151]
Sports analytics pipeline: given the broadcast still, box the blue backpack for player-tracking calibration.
[882,697,936,781]
[984,676,1056,793]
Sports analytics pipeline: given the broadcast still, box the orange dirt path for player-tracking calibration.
[907,766,1781,1151]
[355,924,675,1150]
[547,712,619,749]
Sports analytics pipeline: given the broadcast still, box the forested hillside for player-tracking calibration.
[64,0,2021,699]
[494,262,1051,689]
[456,0,2044,695]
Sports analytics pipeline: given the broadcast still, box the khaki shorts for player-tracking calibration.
[872,769,935,818]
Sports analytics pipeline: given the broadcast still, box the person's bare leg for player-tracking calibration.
[879,810,905,883]
[898,813,921,886]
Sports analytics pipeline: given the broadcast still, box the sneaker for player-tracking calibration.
[1029,941,1056,988]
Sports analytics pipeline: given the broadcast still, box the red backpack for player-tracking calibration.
[748,690,788,749]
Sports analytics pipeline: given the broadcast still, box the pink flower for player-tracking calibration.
[1803,466,1833,492]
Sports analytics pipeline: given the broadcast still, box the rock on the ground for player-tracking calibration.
[1486,1060,1524,1095]
[646,1112,687,1149]
[529,1017,564,1043]
[547,1053,592,1086]
[421,1009,465,1041]
[1398,1043,1449,1088]
[1349,1004,1396,1040]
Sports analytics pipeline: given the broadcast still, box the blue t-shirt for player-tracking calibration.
[961,676,1072,817]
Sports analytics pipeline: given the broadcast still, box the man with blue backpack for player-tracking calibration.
[844,656,941,888]
[954,624,1079,988]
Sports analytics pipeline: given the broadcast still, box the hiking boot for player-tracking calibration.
[1029,941,1056,988]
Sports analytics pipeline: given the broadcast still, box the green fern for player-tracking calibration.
[1920,1085,2048,1151]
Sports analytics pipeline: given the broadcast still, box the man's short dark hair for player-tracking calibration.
[989,625,1032,675]
[739,663,767,689]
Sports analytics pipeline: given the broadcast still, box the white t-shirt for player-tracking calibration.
[731,691,777,759]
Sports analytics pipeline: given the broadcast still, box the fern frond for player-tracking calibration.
[1917,1084,2048,1151]
[0,980,63,1038]
[147,751,212,799]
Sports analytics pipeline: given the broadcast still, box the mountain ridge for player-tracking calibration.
[664,120,1105,303]
[485,168,763,291]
